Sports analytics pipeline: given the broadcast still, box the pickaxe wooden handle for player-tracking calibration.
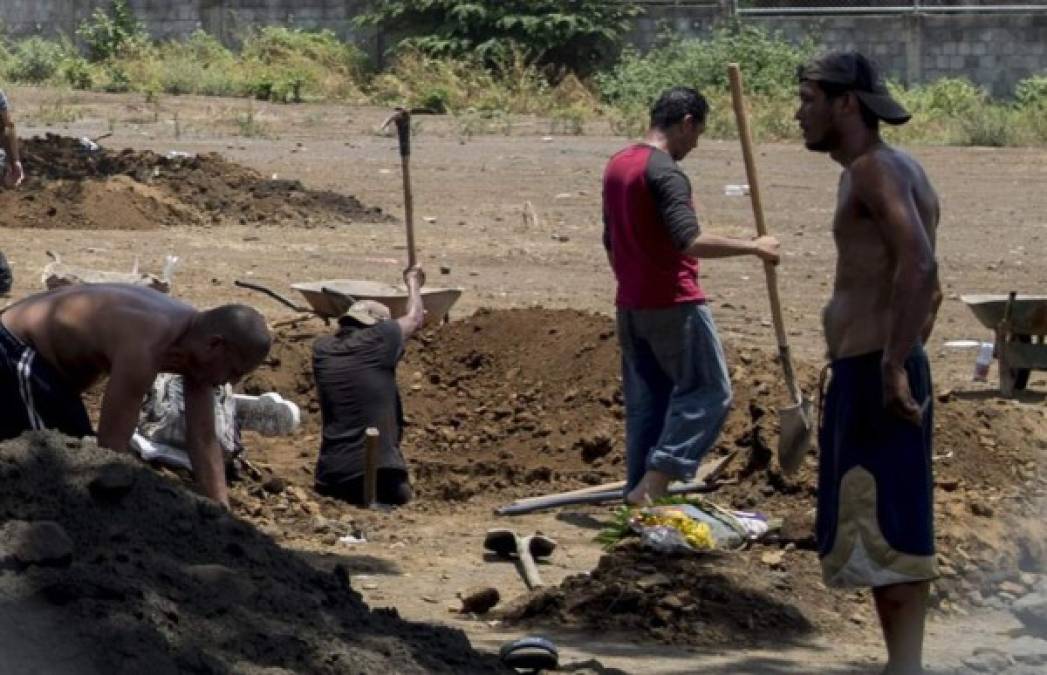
[383,108,417,269]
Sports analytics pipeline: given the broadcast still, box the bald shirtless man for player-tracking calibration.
[796,52,943,675]
[0,284,271,506]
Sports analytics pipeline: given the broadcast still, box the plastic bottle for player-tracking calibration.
[973,341,994,382]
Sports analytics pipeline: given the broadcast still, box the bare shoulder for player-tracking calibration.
[848,146,918,189]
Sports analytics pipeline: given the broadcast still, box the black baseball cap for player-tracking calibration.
[798,51,911,125]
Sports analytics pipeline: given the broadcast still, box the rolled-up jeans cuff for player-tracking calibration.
[646,450,698,482]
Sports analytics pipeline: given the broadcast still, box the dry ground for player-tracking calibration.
[2,85,1046,673]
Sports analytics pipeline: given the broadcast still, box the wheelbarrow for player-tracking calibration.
[961,292,1047,396]
[234,278,461,328]
[291,279,462,328]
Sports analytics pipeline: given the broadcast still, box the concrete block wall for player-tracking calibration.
[742,12,1047,96]
[0,1,369,45]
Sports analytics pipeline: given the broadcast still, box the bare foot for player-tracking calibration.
[625,470,672,505]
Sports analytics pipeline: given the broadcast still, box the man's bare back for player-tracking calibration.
[2,284,195,392]
[0,283,270,505]
[823,145,940,359]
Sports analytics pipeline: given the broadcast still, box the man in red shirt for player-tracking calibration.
[603,86,780,504]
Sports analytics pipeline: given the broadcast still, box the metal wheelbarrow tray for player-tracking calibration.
[291,279,462,327]
[961,293,1047,396]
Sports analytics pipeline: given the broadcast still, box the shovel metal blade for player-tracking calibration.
[777,396,814,476]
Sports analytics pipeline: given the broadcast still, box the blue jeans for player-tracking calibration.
[617,303,732,492]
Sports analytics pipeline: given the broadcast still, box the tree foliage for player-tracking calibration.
[356,0,641,75]
[76,0,148,62]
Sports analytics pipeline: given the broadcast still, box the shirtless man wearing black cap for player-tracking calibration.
[796,51,942,675]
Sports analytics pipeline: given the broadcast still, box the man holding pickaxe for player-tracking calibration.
[312,267,426,506]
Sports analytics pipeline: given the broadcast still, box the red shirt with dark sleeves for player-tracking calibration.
[602,144,705,309]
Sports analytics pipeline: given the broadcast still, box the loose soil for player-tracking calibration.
[0,134,387,230]
[1,87,1044,672]
[238,306,1045,649]
[0,431,501,674]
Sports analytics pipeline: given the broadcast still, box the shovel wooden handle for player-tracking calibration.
[727,63,801,403]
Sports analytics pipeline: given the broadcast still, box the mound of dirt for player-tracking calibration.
[241,308,793,504]
[502,540,826,648]
[75,306,1046,652]
[242,308,1045,519]
[0,430,501,674]
[0,134,388,230]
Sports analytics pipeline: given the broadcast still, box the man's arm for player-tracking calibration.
[649,162,780,264]
[855,157,938,425]
[920,276,943,345]
[396,266,426,341]
[183,377,228,507]
[98,353,156,452]
[683,232,780,262]
[1,108,24,188]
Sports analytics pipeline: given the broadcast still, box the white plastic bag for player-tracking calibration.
[131,374,239,471]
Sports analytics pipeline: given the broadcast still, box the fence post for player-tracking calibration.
[906,2,923,87]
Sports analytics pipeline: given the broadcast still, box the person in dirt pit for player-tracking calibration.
[0,283,272,507]
[312,266,426,506]
[602,86,781,506]
[796,52,942,675]
[0,88,25,296]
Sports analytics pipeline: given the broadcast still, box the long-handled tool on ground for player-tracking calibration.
[495,451,738,516]
[727,63,814,476]
[495,480,719,516]
[383,108,418,269]
[483,529,556,589]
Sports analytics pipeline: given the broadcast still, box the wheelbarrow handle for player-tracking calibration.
[234,280,311,313]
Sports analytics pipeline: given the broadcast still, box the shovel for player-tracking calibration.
[484,528,556,589]
[727,63,814,476]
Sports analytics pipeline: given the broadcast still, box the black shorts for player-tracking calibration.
[0,320,93,441]
[817,346,937,588]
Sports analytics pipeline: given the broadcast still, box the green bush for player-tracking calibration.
[898,77,986,117]
[5,37,67,83]
[240,26,366,102]
[77,0,149,62]
[60,55,94,89]
[956,102,1017,147]
[357,0,640,76]
[596,25,815,111]
[1015,75,1047,108]
[369,47,596,117]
